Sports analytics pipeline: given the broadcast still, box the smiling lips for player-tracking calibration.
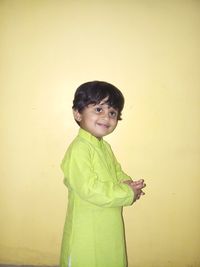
[97,122,109,129]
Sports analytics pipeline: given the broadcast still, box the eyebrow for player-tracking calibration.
[97,103,118,111]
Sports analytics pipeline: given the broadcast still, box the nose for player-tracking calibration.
[101,110,109,120]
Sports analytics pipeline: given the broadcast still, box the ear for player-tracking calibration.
[73,109,82,122]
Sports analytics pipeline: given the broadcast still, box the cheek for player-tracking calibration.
[111,120,118,127]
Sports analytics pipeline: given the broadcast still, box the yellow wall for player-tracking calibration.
[0,1,200,266]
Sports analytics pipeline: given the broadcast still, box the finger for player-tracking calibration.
[139,182,146,188]
[134,184,145,190]
[135,179,144,184]
[140,190,145,195]
[132,180,142,186]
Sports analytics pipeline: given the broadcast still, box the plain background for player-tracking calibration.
[0,1,200,266]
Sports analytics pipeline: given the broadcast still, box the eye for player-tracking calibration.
[95,107,102,113]
[109,110,117,118]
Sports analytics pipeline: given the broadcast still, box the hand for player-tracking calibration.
[123,179,146,202]
[132,179,146,202]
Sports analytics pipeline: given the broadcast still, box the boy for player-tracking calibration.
[60,81,145,267]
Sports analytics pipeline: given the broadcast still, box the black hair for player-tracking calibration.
[72,81,125,120]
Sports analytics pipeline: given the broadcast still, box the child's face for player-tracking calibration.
[73,98,119,139]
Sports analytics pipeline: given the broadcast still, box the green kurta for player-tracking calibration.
[60,128,134,267]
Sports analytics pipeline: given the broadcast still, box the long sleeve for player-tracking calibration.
[61,139,134,208]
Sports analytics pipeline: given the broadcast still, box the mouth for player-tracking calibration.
[97,123,109,129]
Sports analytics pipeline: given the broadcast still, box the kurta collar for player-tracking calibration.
[78,128,103,147]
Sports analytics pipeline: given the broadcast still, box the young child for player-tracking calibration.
[60,81,146,267]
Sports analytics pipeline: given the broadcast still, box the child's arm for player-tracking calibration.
[104,143,146,201]
[61,141,134,208]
